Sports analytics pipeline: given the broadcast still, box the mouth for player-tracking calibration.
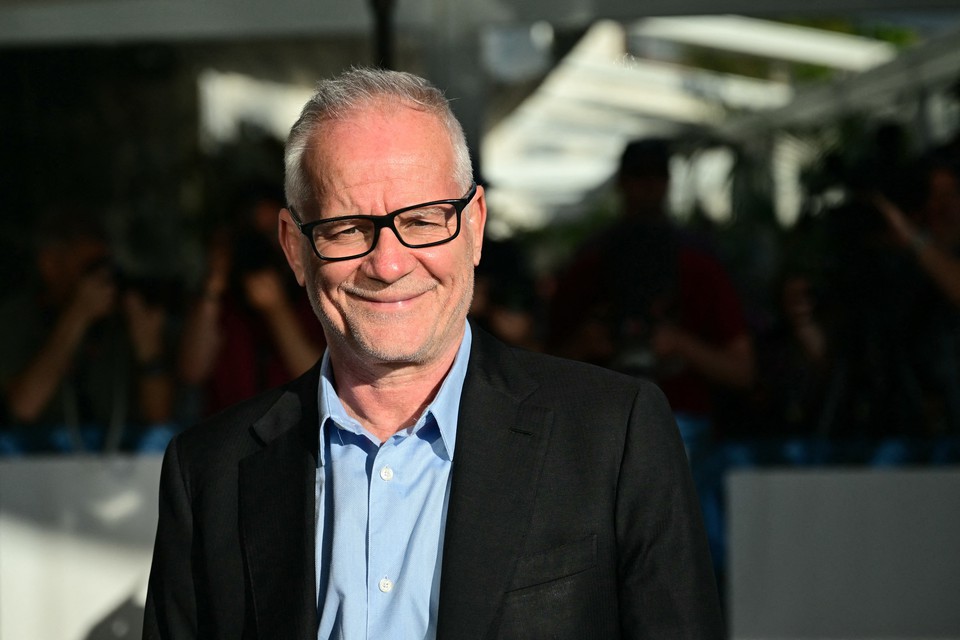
[344,285,434,309]
[360,294,420,308]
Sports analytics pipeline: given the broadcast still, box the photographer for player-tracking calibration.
[788,127,960,438]
[178,185,324,418]
[0,204,174,450]
[873,154,960,309]
[548,139,755,430]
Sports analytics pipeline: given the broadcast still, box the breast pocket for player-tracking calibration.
[497,534,598,639]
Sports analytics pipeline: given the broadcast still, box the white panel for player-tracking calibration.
[0,456,162,640]
[728,469,960,639]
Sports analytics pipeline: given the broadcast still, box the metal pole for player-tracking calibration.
[369,0,395,69]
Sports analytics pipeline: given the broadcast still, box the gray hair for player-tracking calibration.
[284,67,473,212]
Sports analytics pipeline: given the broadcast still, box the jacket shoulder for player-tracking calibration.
[470,329,671,431]
[183,386,284,441]
[499,341,664,407]
[167,363,319,480]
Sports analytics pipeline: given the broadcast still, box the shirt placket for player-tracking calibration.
[367,438,399,637]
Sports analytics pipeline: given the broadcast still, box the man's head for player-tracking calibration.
[284,68,473,214]
[278,68,485,372]
[617,138,671,220]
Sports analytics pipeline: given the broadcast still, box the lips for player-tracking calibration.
[343,283,436,306]
[358,291,421,304]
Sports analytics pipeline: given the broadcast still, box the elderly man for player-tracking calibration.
[144,68,723,639]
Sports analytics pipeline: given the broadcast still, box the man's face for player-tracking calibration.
[280,103,485,370]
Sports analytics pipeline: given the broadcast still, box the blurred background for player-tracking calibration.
[2,0,960,637]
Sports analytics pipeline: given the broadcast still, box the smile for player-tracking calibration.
[345,286,433,308]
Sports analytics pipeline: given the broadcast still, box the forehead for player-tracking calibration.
[304,103,455,194]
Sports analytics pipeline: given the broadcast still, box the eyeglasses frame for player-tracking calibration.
[287,182,478,262]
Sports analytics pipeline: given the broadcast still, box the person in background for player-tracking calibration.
[145,68,722,639]
[874,153,960,308]
[870,151,960,434]
[786,137,960,441]
[469,235,541,350]
[549,138,756,443]
[0,203,173,452]
[749,269,833,438]
[177,184,325,418]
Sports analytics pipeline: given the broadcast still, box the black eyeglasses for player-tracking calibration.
[288,182,477,262]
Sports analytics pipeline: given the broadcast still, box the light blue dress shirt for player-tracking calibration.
[315,323,472,640]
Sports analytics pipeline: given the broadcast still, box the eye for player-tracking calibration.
[407,218,443,229]
[317,220,369,241]
[399,207,451,229]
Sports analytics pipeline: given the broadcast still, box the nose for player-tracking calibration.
[361,225,416,283]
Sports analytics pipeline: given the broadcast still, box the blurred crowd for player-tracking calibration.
[1,124,958,458]
[0,185,325,454]
[483,129,960,449]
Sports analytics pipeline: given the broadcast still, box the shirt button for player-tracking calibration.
[378,577,394,593]
[379,466,394,481]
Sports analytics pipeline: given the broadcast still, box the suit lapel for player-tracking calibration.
[238,368,320,640]
[437,329,554,638]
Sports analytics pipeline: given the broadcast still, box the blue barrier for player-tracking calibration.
[0,423,178,455]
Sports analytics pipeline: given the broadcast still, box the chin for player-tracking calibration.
[345,322,437,363]
[355,336,434,365]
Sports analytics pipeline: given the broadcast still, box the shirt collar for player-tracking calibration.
[317,321,472,466]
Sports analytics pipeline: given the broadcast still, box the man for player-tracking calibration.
[0,207,173,450]
[144,68,722,639]
[177,184,325,418]
[548,139,755,423]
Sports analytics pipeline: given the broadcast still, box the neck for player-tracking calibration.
[327,335,463,442]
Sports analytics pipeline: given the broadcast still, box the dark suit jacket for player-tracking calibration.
[144,326,724,639]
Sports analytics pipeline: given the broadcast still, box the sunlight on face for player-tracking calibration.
[296,103,485,370]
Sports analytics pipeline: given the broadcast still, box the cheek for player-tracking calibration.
[422,249,475,288]
[304,262,334,308]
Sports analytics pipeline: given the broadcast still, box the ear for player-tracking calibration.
[467,185,487,267]
[278,208,308,287]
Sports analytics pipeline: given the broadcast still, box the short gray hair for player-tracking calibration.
[284,67,473,212]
